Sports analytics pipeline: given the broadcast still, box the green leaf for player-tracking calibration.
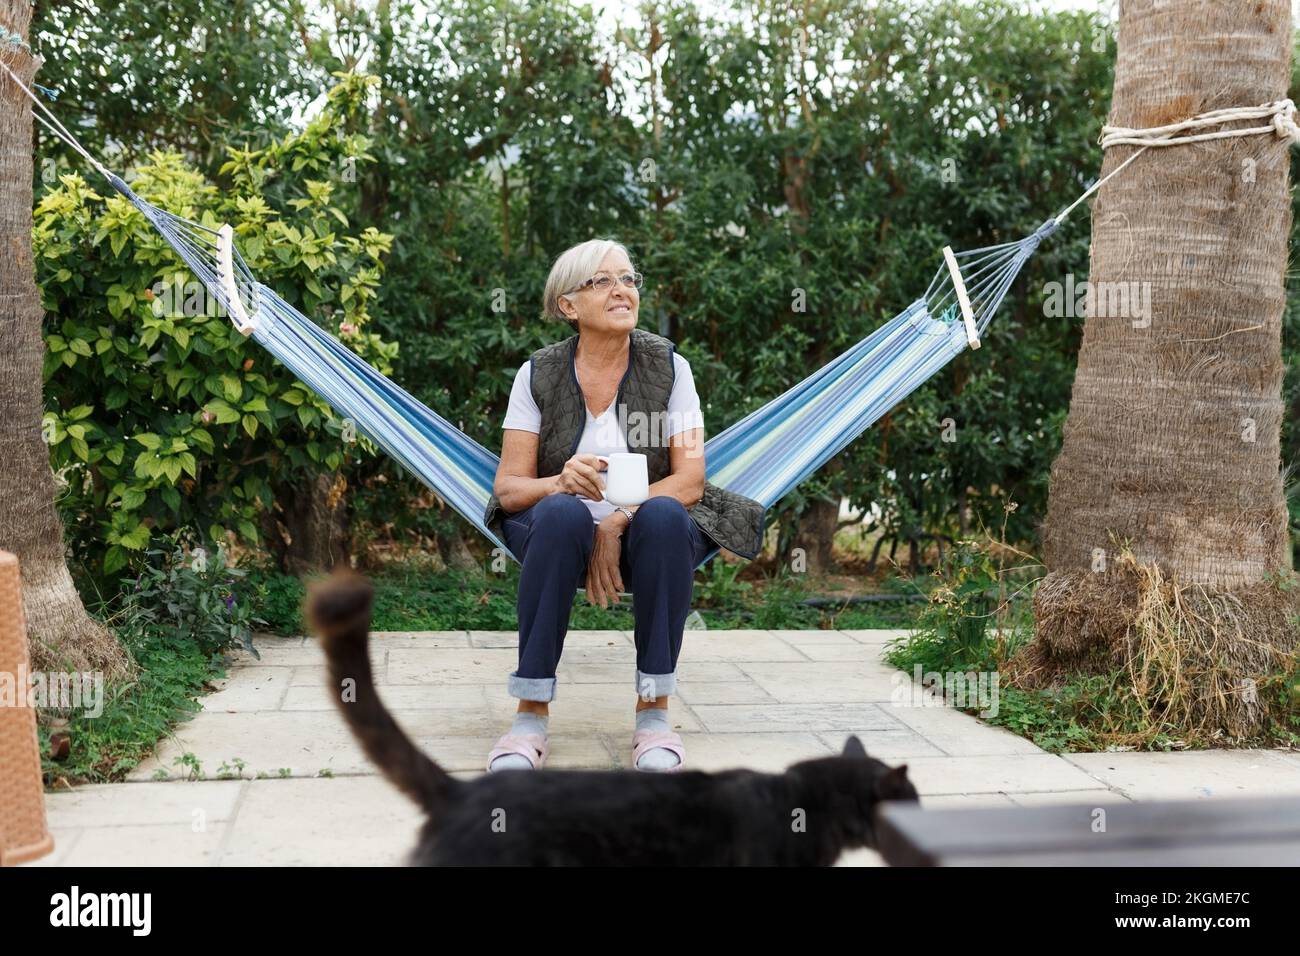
[119,523,151,551]
[120,487,146,510]
[103,546,128,574]
[206,400,241,425]
[241,414,258,438]
[133,432,162,450]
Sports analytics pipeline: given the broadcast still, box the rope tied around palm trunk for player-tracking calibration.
[1101,99,1300,149]
[1051,99,1300,226]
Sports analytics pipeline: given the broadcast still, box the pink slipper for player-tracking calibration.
[632,729,686,773]
[486,733,549,772]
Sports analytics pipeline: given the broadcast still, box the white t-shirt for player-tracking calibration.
[502,352,705,524]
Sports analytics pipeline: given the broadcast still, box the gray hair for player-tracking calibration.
[541,238,636,333]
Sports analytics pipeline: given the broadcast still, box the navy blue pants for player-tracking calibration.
[501,493,714,702]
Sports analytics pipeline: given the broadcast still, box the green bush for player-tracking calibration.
[122,533,267,658]
[37,72,394,583]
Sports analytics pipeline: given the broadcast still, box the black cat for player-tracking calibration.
[306,570,920,866]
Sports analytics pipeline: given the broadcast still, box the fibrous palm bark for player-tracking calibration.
[0,2,129,678]
[1026,0,1298,738]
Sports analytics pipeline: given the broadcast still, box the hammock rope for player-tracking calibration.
[8,45,1294,570]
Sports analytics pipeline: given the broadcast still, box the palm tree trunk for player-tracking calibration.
[1026,0,1298,736]
[0,2,130,678]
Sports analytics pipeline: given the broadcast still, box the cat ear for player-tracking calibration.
[841,735,867,759]
[875,764,912,796]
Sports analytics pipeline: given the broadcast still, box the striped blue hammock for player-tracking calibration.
[10,63,1070,571]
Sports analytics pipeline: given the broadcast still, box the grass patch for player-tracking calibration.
[243,556,925,635]
[40,537,267,787]
[39,625,225,787]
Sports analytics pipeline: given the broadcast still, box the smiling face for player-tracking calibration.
[558,248,639,334]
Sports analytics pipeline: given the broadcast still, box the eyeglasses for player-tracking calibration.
[566,270,644,296]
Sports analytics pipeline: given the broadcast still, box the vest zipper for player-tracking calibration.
[568,332,637,458]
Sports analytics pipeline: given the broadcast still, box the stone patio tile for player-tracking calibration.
[371,631,471,648]
[386,647,520,684]
[547,645,639,665]
[813,730,947,760]
[1063,750,1300,800]
[1008,789,1132,807]
[44,780,243,826]
[919,793,1018,809]
[880,701,1046,755]
[738,661,908,703]
[291,665,334,687]
[690,702,904,734]
[902,754,1102,796]
[470,629,630,648]
[230,642,327,667]
[1267,750,1300,772]
[201,667,292,712]
[677,681,778,705]
[127,708,491,781]
[58,824,227,866]
[779,642,898,662]
[283,683,488,712]
[251,632,307,646]
[678,631,808,662]
[217,777,423,866]
[839,629,914,646]
[768,629,860,645]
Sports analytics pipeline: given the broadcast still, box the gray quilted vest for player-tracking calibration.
[484,328,766,559]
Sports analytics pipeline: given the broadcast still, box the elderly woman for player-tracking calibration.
[482,238,765,774]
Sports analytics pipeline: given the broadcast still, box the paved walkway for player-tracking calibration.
[27,628,1300,866]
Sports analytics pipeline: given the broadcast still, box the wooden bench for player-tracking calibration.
[875,796,1300,866]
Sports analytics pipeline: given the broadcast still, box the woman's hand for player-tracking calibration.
[585,513,628,608]
[555,453,606,501]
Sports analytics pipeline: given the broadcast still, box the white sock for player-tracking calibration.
[489,712,548,772]
[635,707,681,770]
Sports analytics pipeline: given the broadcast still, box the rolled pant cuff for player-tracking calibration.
[508,671,557,702]
[635,670,676,701]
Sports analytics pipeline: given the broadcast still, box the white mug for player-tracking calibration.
[596,453,649,507]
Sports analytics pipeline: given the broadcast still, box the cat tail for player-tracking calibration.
[306,570,459,813]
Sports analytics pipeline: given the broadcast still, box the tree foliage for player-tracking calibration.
[37,73,393,577]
